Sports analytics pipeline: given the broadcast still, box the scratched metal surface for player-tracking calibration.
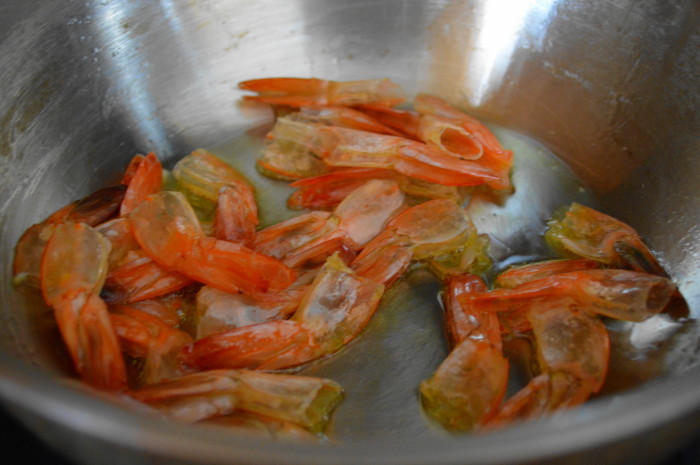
[0,1,698,464]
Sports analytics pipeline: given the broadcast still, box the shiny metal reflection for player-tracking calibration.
[461,0,559,106]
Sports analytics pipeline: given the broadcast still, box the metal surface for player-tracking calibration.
[0,0,698,464]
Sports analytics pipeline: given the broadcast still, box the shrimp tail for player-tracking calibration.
[120,152,163,216]
[55,292,127,391]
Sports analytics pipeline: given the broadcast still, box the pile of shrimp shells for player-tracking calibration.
[204,88,682,438]
[15,78,686,442]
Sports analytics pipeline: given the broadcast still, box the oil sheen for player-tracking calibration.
[203,122,671,440]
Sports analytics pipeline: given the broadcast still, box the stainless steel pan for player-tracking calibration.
[0,1,698,464]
